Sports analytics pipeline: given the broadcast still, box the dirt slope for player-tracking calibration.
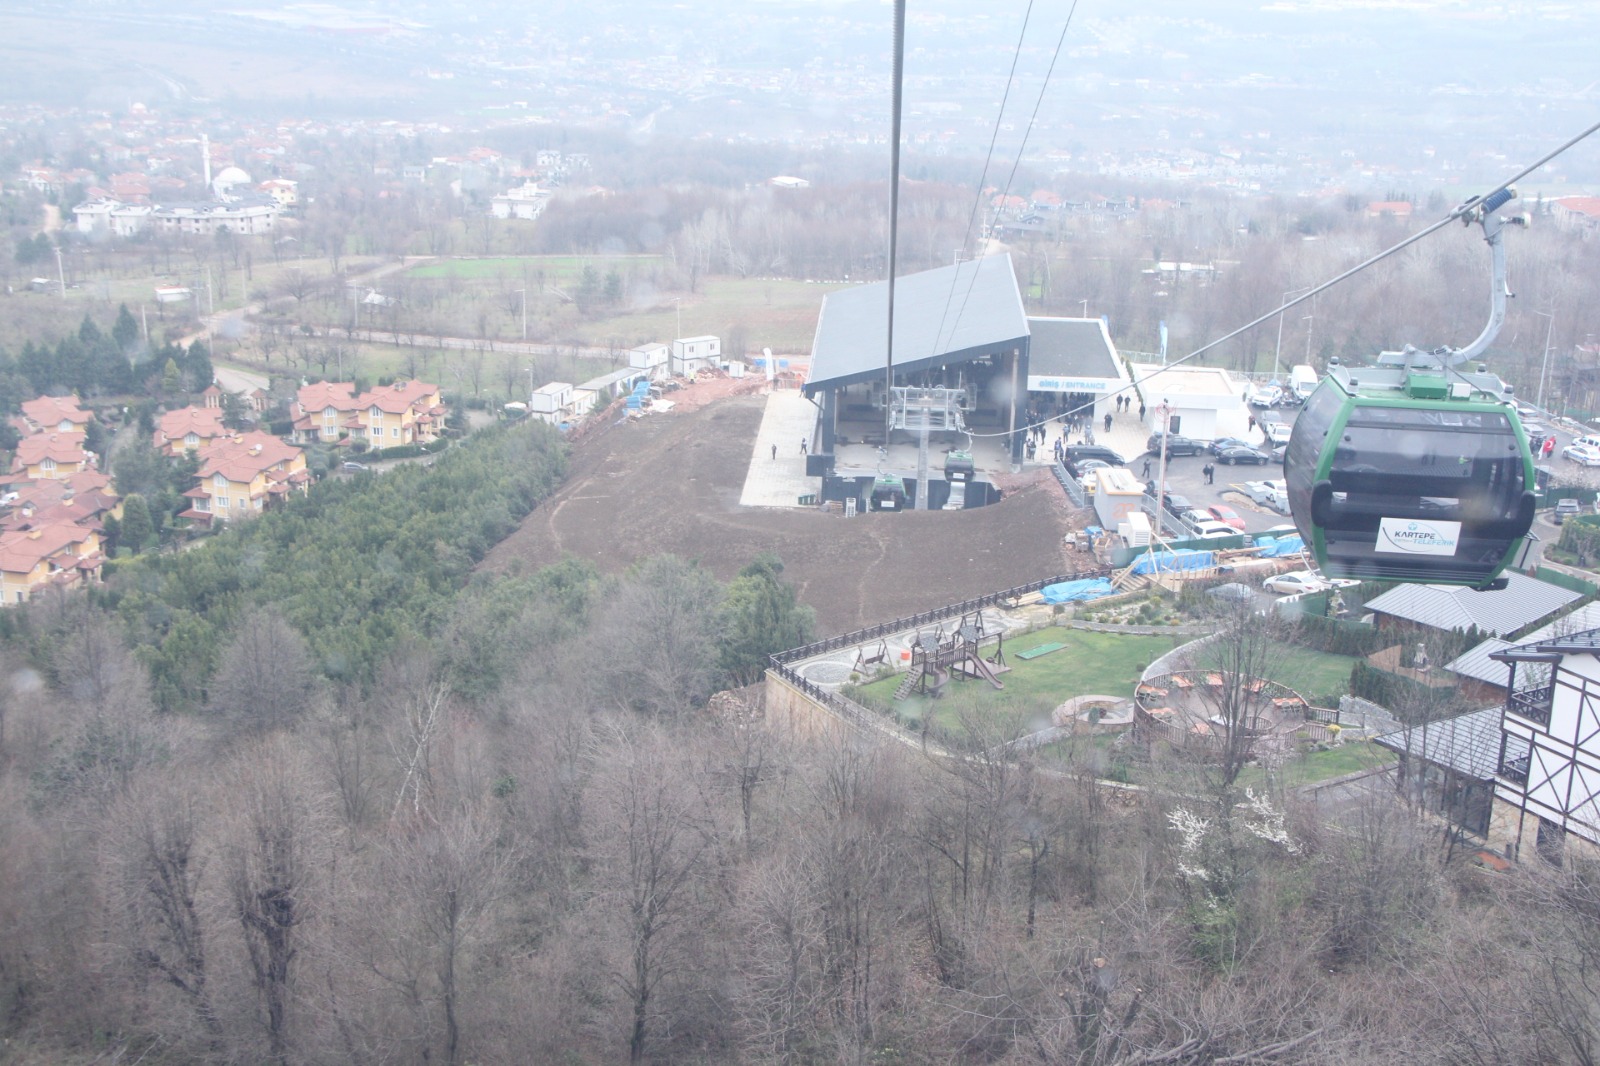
[481,388,1088,636]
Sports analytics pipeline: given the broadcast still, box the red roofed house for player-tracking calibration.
[183,432,309,527]
[2,472,120,535]
[19,395,91,436]
[291,379,446,447]
[0,523,104,605]
[12,434,92,481]
[1551,196,1600,234]
[154,405,229,457]
[1366,201,1414,219]
[355,380,446,447]
[291,380,360,444]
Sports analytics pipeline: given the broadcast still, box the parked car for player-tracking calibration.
[1065,445,1127,476]
[1562,443,1600,466]
[1073,458,1113,486]
[1262,523,1301,539]
[1571,435,1600,451]
[1247,386,1282,408]
[1188,520,1239,540]
[1263,571,1330,595]
[1555,498,1583,525]
[1146,432,1204,457]
[1216,445,1271,465]
[342,461,369,472]
[1178,508,1215,530]
[1263,421,1294,446]
[1206,582,1258,603]
[1207,504,1246,531]
[1271,443,1288,463]
[1162,493,1195,515]
[1207,436,1254,456]
[1243,480,1286,505]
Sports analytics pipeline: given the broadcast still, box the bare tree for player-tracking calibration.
[372,807,518,1065]
[590,720,709,1063]
[112,782,223,1046]
[1185,596,1293,791]
[227,739,323,1064]
[211,608,321,732]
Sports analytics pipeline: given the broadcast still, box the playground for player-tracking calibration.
[844,623,1186,737]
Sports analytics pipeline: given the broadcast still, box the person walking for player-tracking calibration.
[1203,462,1215,485]
[800,438,807,454]
[1138,403,1146,421]
[1103,411,1113,433]
[771,444,777,460]
[1141,456,1152,478]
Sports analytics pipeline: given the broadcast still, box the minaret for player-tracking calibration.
[201,133,211,192]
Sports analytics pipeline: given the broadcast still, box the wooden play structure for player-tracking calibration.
[892,612,1010,700]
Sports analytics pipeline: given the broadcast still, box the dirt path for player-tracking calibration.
[481,388,1091,636]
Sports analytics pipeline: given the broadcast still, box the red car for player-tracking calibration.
[1207,504,1246,531]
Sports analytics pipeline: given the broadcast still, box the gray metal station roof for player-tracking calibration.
[1026,317,1123,380]
[804,253,1029,394]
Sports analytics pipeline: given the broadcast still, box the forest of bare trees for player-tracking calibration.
[4,559,1600,1063]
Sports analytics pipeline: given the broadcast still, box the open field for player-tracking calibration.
[406,255,665,281]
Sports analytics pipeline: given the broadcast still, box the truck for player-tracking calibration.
[1290,364,1318,401]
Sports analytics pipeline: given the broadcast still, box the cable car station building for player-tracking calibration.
[802,254,1129,507]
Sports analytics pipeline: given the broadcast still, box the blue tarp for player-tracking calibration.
[1131,549,1217,575]
[1253,533,1305,557]
[1039,578,1117,604]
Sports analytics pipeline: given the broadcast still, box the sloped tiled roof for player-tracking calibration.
[1365,572,1581,637]
[155,405,227,448]
[1374,706,1506,780]
[1447,601,1600,687]
[13,433,87,468]
[358,379,440,414]
[195,432,303,483]
[296,380,358,414]
[20,395,89,431]
[0,523,93,575]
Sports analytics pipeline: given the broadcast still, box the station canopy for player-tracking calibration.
[804,253,1029,394]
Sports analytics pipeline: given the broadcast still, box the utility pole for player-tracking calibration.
[54,244,66,298]
[516,288,527,341]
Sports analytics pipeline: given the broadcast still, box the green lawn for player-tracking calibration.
[1233,739,1395,790]
[1275,647,1359,704]
[851,626,1183,735]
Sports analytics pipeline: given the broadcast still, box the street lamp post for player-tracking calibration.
[1272,286,1315,382]
[1533,308,1555,410]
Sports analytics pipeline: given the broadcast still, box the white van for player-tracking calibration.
[1290,364,1318,400]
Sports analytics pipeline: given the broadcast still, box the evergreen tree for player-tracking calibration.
[718,553,815,684]
[112,304,139,353]
[120,494,155,554]
[161,357,181,395]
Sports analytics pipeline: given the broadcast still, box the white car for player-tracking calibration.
[1564,443,1600,467]
[1263,422,1293,446]
[1189,520,1241,540]
[1263,570,1331,595]
[1248,386,1281,408]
